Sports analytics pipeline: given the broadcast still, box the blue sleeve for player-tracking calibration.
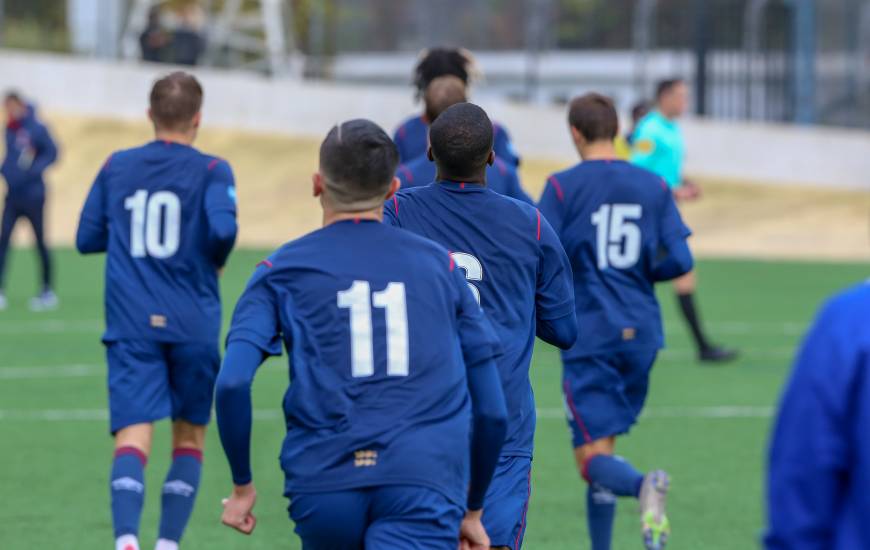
[452,267,502,366]
[505,168,534,205]
[393,125,411,163]
[537,176,565,234]
[28,123,58,177]
[465,358,508,510]
[765,301,856,550]
[535,212,576,348]
[226,267,284,357]
[76,164,110,254]
[493,124,520,166]
[382,196,400,227]
[204,160,238,268]
[215,340,266,485]
[652,188,693,281]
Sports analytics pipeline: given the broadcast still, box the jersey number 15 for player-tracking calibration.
[591,204,643,270]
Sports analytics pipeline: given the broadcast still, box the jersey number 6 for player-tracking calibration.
[451,252,483,304]
[591,204,643,270]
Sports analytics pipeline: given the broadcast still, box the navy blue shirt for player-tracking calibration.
[396,154,533,205]
[766,281,870,550]
[384,181,575,457]
[538,160,692,358]
[393,114,521,166]
[1,105,58,200]
[226,220,501,507]
[76,141,238,344]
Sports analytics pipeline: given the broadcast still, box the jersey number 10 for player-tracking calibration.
[591,204,643,269]
[337,281,409,378]
[124,190,182,259]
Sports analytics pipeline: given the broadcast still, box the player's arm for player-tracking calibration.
[28,123,58,177]
[204,160,239,269]
[764,301,853,550]
[382,196,400,227]
[629,122,662,173]
[76,163,110,254]
[534,211,577,349]
[537,176,565,234]
[652,190,694,281]
[505,167,534,205]
[215,268,282,534]
[493,124,521,167]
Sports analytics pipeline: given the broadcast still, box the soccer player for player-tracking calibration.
[76,72,238,550]
[538,93,695,550]
[0,91,58,311]
[765,281,870,550]
[384,103,577,549]
[394,47,521,166]
[396,75,533,204]
[216,119,508,550]
[631,78,737,363]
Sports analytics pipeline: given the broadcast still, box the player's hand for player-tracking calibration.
[674,181,701,202]
[458,509,490,550]
[221,483,257,535]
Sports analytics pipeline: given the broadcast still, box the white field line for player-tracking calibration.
[0,319,103,334]
[0,364,104,379]
[0,405,774,422]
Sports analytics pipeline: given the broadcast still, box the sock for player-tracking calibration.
[587,483,616,550]
[111,447,147,541]
[155,539,179,550]
[158,448,203,543]
[677,292,711,352]
[116,534,140,550]
[583,454,644,498]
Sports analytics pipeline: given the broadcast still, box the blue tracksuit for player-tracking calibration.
[766,281,870,550]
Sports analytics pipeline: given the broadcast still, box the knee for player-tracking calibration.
[674,270,696,294]
[115,423,154,457]
[172,420,206,450]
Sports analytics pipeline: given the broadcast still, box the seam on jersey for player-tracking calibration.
[513,468,532,550]
[392,196,399,217]
[207,159,220,171]
[536,210,541,241]
[548,175,564,202]
[563,379,592,444]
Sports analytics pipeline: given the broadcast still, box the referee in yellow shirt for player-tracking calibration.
[632,78,738,363]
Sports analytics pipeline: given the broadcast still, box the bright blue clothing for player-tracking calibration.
[393,114,521,166]
[538,160,693,359]
[765,281,870,550]
[384,181,577,458]
[630,110,685,188]
[288,486,464,549]
[396,154,533,204]
[2,105,58,200]
[481,456,532,550]
[76,141,238,344]
[106,339,220,433]
[563,351,657,445]
[218,219,505,510]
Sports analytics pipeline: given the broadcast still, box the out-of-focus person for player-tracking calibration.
[631,78,738,363]
[139,5,170,63]
[0,91,59,312]
[169,3,206,66]
[614,100,650,160]
[765,280,870,550]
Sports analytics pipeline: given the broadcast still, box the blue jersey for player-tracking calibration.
[384,181,575,457]
[396,154,533,205]
[393,114,521,166]
[538,160,691,358]
[766,282,870,550]
[76,140,238,343]
[226,219,500,507]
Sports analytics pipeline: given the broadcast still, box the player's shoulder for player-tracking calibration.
[818,281,870,332]
[395,115,425,137]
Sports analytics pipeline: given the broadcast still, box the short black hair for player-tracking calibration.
[320,119,399,209]
[149,71,203,131]
[414,47,474,95]
[656,78,685,100]
[429,103,493,177]
[568,93,619,142]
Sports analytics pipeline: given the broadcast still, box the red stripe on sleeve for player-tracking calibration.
[548,175,565,202]
[207,159,220,171]
[536,210,542,241]
[448,250,455,272]
[256,259,273,268]
[392,196,399,217]
[399,165,413,184]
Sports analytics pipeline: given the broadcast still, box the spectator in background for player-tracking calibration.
[614,100,650,160]
[0,92,59,312]
[170,2,207,66]
[140,5,170,63]
[631,78,737,363]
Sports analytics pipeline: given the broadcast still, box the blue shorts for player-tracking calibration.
[482,456,532,549]
[106,339,220,434]
[562,351,658,447]
[288,485,463,549]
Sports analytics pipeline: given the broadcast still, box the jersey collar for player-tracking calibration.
[437,179,487,193]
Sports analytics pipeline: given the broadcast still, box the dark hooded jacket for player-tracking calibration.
[2,104,58,200]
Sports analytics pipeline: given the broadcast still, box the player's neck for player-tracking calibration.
[580,141,618,161]
[154,130,196,146]
[322,209,382,227]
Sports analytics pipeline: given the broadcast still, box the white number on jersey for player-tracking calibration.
[591,204,643,270]
[337,281,409,378]
[124,190,181,259]
[450,252,483,304]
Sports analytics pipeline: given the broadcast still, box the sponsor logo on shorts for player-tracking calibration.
[354,450,378,467]
[622,327,637,341]
[112,476,144,493]
[163,479,195,497]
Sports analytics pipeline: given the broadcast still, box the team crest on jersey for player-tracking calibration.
[354,450,378,467]
[227,185,237,203]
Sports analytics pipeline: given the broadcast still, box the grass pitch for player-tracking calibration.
[0,248,866,549]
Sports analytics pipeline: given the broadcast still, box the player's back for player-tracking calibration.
[396,155,532,204]
[98,141,231,343]
[540,160,688,358]
[234,219,495,506]
[385,181,569,458]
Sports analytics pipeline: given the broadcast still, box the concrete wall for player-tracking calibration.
[1,50,867,189]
